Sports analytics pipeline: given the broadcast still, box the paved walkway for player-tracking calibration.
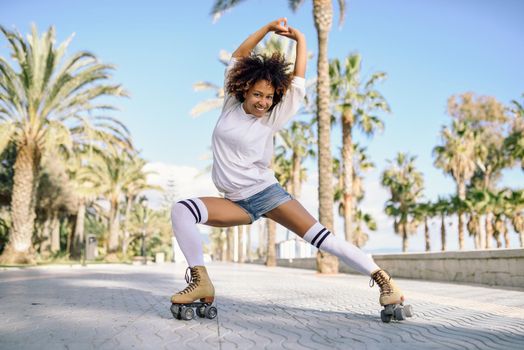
[1,262,523,350]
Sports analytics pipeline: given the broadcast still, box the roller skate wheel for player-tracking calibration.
[380,309,392,323]
[404,304,414,318]
[196,306,206,318]
[170,304,179,315]
[205,306,218,319]
[180,306,194,321]
[383,304,395,316]
[170,304,181,319]
[394,306,406,321]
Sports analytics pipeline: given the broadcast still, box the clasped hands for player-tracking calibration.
[266,18,304,42]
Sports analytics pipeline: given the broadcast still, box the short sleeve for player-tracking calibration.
[266,76,306,131]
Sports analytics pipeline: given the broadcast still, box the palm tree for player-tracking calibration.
[0,25,128,264]
[275,120,316,198]
[434,120,478,250]
[121,159,160,256]
[381,153,424,252]
[334,144,375,247]
[504,93,524,170]
[329,53,389,244]
[352,209,376,248]
[453,93,511,249]
[413,202,434,252]
[433,196,451,251]
[78,150,150,255]
[35,156,77,257]
[508,190,524,247]
[126,198,170,260]
[492,189,514,248]
[211,0,347,274]
[464,189,490,249]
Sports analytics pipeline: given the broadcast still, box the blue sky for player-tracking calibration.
[1,0,523,252]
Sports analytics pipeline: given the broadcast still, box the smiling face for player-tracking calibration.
[242,80,275,117]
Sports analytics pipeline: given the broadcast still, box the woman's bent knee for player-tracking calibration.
[171,198,208,225]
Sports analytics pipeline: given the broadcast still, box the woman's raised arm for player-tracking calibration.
[232,18,289,58]
[276,26,306,78]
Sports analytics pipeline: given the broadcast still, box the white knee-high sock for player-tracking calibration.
[171,198,209,267]
[303,222,379,276]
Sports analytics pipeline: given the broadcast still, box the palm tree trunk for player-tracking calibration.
[458,213,465,250]
[292,153,301,199]
[402,223,408,252]
[479,214,486,250]
[474,231,480,249]
[0,143,40,264]
[65,217,73,255]
[485,212,493,249]
[226,227,234,262]
[257,220,266,259]
[503,221,510,248]
[313,0,338,275]
[246,225,252,262]
[468,214,478,249]
[220,229,227,261]
[121,197,133,256]
[457,182,466,250]
[40,217,52,258]
[50,212,60,253]
[424,218,430,252]
[238,225,245,263]
[441,214,446,251]
[342,109,354,244]
[108,199,120,253]
[71,200,86,259]
[266,219,276,267]
[495,233,502,248]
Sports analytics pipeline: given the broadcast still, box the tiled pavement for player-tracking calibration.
[1,262,523,349]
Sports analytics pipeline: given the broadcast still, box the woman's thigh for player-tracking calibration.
[200,197,252,227]
[264,199,316,237]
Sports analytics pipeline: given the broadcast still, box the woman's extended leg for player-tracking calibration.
[171,197,251,267]
[170,197,251,304]
[265,199,404,306]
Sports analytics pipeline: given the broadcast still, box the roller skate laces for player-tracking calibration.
[171,266,214,304]
[179,267,200,295]
[370,269,404,305]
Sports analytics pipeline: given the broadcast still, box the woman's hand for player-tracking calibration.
[276,26,304,42]
[266,18,288,33]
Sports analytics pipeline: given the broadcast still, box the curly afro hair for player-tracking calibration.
[226,52,293,112]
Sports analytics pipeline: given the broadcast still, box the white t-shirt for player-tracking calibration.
[211,58,306,201]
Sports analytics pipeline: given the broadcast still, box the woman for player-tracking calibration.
[171,18,407,317]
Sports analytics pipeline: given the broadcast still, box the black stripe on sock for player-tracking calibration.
[187,199,201,223]
[178,200,198,223]
[311,228,326,246]
[316,231,331,249]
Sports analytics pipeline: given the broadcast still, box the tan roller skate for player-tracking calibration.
[370,269,413,323]
[170,266,217,320]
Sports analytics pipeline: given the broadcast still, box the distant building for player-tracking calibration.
[276,237,316,259]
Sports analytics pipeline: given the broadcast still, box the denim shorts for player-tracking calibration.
[232,183,293,223]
